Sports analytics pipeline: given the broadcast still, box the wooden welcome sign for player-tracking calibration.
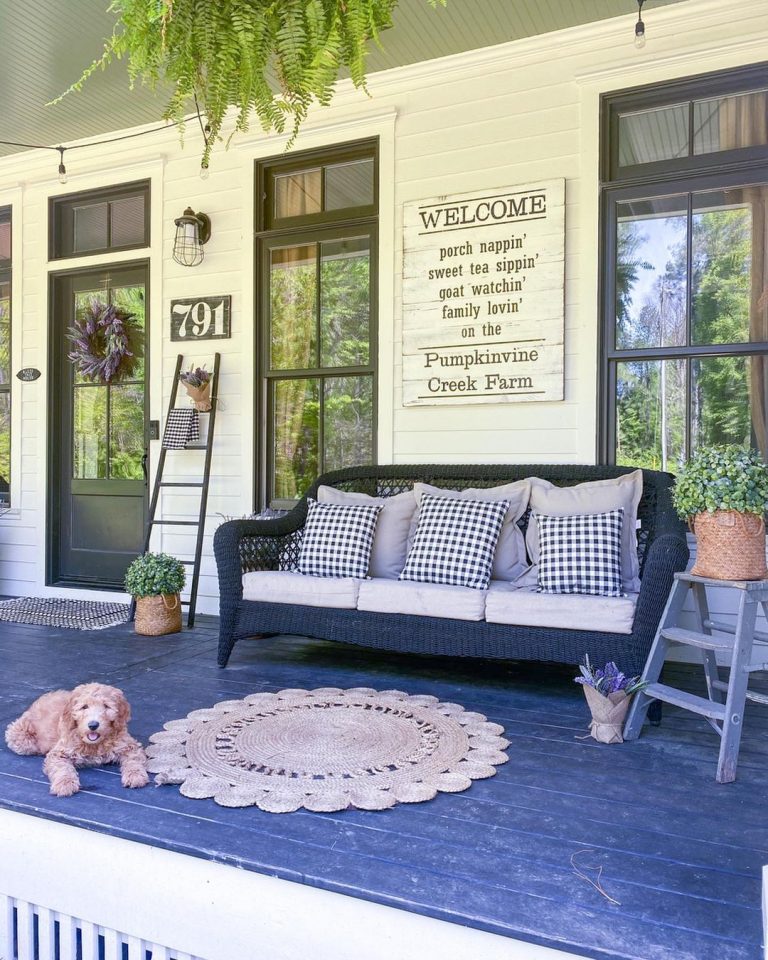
[402,179,565,406]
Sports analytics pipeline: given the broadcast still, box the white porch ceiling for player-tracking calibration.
[0,0,688,158]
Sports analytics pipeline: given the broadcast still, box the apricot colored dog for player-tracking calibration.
[5,683,149,797]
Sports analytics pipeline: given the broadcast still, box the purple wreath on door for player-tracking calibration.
[66,299,143,384]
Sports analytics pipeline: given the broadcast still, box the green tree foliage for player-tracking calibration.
[615,204,754,471]
[57,0,445,166]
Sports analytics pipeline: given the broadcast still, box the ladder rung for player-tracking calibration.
[660,626,733,651]
[159,481,205,488]
[184,444,207,450]
[149,520,198,527]
[713,678,768,706]
[705,619,768,644]
[643,682,727,720]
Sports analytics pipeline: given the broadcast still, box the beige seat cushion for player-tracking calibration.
[317,485,417,579]
[525,471,643,593]
[242,570,361,609]
[409,480,531,581]
[357,578,486,621]
[485,582,638,634]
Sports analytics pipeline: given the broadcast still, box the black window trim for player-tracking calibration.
[0,205,11,507]
[49,179,151,261]
[254,138,379,511]
[599,62,768,465]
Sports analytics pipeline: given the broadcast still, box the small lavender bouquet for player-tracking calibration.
[179,365,210,388]
[179,365,212,410]
[575,656,646,744]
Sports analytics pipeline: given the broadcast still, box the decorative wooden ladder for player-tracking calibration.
[624,571,768,782]
[130,352,220,628]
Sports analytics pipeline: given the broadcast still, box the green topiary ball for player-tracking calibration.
[124,552,186,598]
[672,445,768,521]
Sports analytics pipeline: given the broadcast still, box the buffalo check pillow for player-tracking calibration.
[297,499,383,579]
[399,494,509,590]
[535,509,625,598]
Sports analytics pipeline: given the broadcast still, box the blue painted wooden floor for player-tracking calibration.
[0,617,765,960]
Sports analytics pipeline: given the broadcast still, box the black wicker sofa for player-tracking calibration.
[213,464,688,673]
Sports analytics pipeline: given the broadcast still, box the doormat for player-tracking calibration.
[147,687,509,813]
[0,597,130,631]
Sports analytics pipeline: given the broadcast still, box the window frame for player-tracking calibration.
[49,180,151,261]
[254,139,379,510]
[0,205,11,507]
[599,64,768,466]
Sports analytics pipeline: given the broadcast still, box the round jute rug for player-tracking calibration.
[146,687,509,813]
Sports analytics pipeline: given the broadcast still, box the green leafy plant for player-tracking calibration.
[672,445,768,520]
[55,0,446,167]
[125,552,186,597]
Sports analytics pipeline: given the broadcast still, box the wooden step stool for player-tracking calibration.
[624,571,768,783]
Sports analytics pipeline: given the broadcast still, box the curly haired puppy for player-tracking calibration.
[5,683,149,797]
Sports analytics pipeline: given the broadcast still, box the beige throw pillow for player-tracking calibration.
[409,480,531,581]
[317,486,417,579]
[525,471,643,592]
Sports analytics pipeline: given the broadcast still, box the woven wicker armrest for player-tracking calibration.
[632,531,690,656]
[214,509,306,593]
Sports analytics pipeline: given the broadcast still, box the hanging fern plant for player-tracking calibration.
[56,0,446,167]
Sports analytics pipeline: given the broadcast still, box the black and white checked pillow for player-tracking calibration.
[535,509,625,598]
[399,493,509,590]
[297,499,383,579]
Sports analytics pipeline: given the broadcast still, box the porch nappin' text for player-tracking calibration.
[402,179,565,406]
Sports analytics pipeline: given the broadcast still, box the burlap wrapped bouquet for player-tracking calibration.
[575,657,645,745]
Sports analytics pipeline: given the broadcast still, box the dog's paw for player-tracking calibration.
[122,769,149,789]
[50,776,80,797]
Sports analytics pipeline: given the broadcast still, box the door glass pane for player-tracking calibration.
[270,245,317,370]
[325,159,374,210]
[109,384,144,479]
[324,376,373,473]
[73,386,107,478]
[616,359,685,471]
[274,170,322,219]
[691,355,757,451]
[618,104,689,167]
[694,90,768,155]
[320,237,370,367]
[73,202,109,253]
[692,186,767,345]
[111,284,146,380]
[0,281,9,384]
[273,378,319,500]
[616,197,687,349]
[0,391,9,504]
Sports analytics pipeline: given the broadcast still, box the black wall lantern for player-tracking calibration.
[173,207,211,267]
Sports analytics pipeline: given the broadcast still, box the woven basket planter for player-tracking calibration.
[183,382,211,412]
[691,510,768,581]
[135,594,182,636]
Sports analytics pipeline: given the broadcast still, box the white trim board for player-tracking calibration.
[0,808,580,960]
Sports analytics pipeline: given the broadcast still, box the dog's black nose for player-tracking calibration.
[87,720,99,730]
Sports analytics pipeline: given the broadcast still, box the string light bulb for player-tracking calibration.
[634,0,646,48]
[200,162,210,181]
[57,146,68,184]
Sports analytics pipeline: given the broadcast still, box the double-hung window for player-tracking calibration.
[600,65,768,470]
[0,208,11,506]
[255,140,378,508]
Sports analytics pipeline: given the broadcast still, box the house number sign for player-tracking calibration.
[170,295,231,342]
[402,179,565,405]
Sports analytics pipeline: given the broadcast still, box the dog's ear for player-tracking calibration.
[59,692,79,735]
[114,690,131,727]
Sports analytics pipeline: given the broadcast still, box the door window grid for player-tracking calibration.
[50,181,150,260]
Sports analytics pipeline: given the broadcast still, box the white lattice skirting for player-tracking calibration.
[1,897,202,960]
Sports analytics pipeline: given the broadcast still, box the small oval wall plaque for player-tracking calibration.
[16,368,41,382]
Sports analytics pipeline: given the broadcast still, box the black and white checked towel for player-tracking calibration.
[162,409,200,449]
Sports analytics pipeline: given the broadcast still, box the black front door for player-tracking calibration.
[50,264,148,587]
